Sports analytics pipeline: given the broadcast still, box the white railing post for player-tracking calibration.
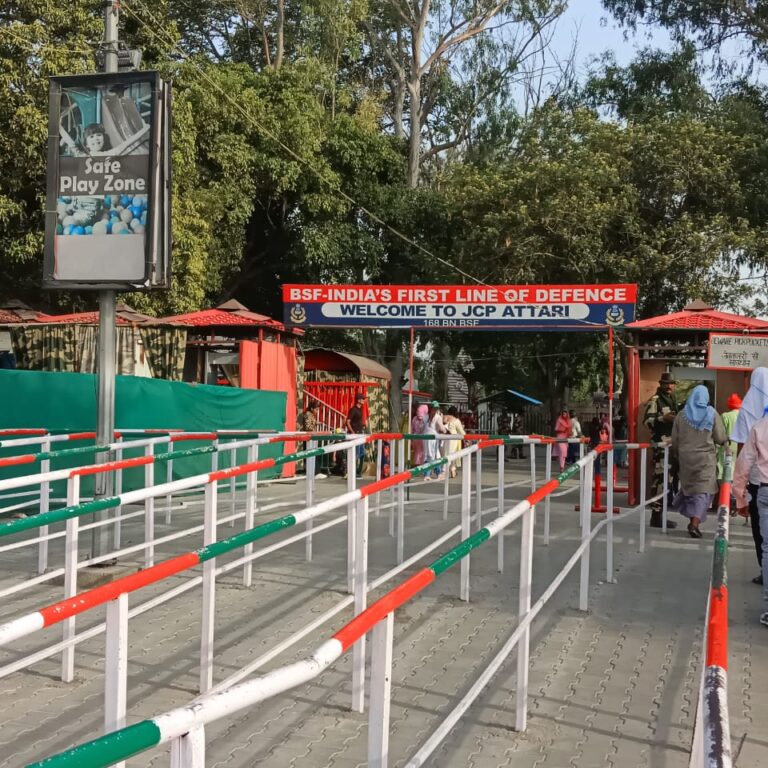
[170,726,206,768]
[113,437,123,550]
[579,457,594,612]
[639,447,647,554]
[516,499,534,731]
[662,443,669,533]
[211,438,219,474]
[497,444,505,573]
[37,435,51,575]
[243,443,257,587]
[165,439,174,524]
[389,440,396,534]
[529,439,536,493]
[61,473,81,683]
[388,440,396,537]
[475,448,483,531]
[606,447,615,584]
[352,497,369,713]
[375,439,383,517]
[144,443,155,568]
[460,457,471,602]
[368,612,395,768]
[104,592,129,768]
[396,440,405,563]
[199,481,218,694]
[543,441,552,546]
[442,453,450,520]
[347,444,357,595]
[305,439,316,561]
[229,444,237,528]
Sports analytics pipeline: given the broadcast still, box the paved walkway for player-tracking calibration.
[0,457,766,767]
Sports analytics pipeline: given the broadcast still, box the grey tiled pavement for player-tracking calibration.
[0,455,767,767]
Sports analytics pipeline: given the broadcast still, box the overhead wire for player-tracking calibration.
[0,25,96,57]
[121,1,637,337]
[120,0,489,287]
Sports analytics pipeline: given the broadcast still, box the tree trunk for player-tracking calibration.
[407,76,421,187]
[275,0,285,69]
[388,342,405,430]
[434,339,450,402]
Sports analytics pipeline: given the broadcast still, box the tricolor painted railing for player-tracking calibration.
[6,438,508,768]
[0,432,488,686]
[25,441,670,768]
[0,431,348,595]
[0,431,111,517]
[689,458,732,768]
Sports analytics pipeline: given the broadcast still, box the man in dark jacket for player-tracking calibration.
[643,372,679,528]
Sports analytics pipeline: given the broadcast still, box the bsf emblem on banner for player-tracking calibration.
[605,305,624,326]
[290,304,307,324]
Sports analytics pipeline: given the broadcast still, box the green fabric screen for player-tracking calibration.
[0,370,287,498]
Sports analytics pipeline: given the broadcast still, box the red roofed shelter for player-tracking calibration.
[624,300,768,502]
[159,300,303,476]
[1,301,185,377]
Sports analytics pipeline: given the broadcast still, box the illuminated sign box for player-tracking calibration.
[43,70,171,290]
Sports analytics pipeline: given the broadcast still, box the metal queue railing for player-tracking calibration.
[14,440,670,768]
[689,457,732,768]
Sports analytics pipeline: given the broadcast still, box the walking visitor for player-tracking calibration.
[410,403,429,467]
[670,385,727,538]
[732,367,768,584]
[442,407,465,477]
[717,393,741,485]
[345,392,367,477]
[424,400,447,479]
[733,408,768,625]
[553,408,571,472]
[567,409,582,464]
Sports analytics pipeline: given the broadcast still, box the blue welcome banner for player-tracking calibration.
[283,284,636,331]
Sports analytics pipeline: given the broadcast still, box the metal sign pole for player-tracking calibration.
[93,1,120,560]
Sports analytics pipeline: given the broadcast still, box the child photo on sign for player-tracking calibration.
[56,81,152,239]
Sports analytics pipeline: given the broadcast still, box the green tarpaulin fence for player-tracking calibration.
[0,370,288,498]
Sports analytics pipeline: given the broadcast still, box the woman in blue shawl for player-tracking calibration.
[670,385,728,538]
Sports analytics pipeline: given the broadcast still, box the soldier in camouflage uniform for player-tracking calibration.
[643,372,679,528]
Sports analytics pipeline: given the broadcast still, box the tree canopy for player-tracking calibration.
[2,0,768,415]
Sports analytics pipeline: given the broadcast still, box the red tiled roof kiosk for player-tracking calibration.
[624,299,768,503]
[159,300,303,477]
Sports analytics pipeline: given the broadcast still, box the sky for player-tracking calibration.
[550,0,673,76]
[552,0,765,83]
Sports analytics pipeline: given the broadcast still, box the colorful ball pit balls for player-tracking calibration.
[71,225,86,235]
[112,222,130,235]
[92,220,109,235]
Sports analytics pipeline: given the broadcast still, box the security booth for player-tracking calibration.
[302,348,391,434]
[623,299,768,502]
[476,389,544,435]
